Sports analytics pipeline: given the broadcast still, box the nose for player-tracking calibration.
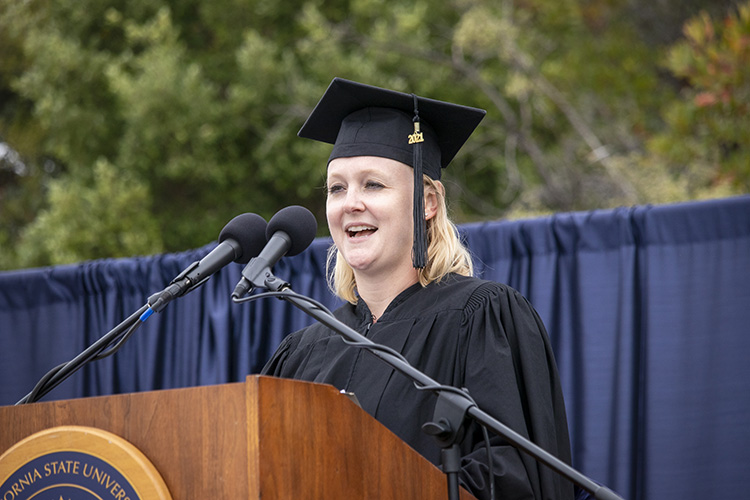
[342,188,365,213]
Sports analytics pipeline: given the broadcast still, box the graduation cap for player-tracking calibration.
[298,77,486,268]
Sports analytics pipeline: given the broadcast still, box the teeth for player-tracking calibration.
[348,225,375,233]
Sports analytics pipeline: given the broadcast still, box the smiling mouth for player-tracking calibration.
[347,225,378,238]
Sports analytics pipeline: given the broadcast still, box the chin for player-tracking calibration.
[344,258,375,272]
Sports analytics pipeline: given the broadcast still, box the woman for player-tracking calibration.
[262,78,573,500]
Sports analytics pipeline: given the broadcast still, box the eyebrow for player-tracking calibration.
[327,167,384,181]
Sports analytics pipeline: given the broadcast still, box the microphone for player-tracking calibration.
[148,212,268,314]
[232,205,317,297]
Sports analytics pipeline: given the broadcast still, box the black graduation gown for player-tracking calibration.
[261,273,574,500]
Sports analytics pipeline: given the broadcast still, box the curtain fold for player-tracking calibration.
[2,195,749,500]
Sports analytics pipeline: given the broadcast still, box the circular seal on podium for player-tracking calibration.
[0,426,171,500]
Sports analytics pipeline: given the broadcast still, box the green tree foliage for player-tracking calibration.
[17,159,163,266]
[0,0,746,269]
[649,2,750,193]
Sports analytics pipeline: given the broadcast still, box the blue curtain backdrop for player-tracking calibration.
[1,195,749,500]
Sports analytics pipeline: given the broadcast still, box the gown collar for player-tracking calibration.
[354,281,424,323]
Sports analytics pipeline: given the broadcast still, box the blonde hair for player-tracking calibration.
[326,176,474,304]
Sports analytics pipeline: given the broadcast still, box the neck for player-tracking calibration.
[354,268,419,321]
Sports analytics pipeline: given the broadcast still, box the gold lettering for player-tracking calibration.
[3,468,41,499]
[83,463,93,478]
[93,468,105,484]
[110,482,121,497]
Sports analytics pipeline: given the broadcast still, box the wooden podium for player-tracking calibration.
[0,376,474,499]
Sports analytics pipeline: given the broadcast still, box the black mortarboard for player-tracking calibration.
[298,77,486,268]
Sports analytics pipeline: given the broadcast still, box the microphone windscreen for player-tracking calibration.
[219,213,268,264]
[266,206,318,256]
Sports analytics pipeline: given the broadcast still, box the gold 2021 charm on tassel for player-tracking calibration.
[408,121,424,144]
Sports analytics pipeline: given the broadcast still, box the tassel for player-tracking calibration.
[410,94,427,269]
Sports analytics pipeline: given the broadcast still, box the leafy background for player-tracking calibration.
[1,0,747,269]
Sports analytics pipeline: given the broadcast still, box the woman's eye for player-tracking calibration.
[327,184,344,195]
[365,181,384,189]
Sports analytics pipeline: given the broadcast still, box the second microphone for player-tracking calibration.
[232,205,318,297]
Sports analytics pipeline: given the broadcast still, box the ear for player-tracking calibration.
[424,181,442,221]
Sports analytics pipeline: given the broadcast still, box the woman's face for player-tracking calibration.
[326,156,416,279]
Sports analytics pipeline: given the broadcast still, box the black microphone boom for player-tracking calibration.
[232,206,317,297]
[148,212,268,313]
[17,212,268,404]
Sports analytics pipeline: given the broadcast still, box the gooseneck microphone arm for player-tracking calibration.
[147,239,243,314]
[245,286,624,500]
[16,212,268,405]
[16,304,149,405]
[148,212,268,316]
